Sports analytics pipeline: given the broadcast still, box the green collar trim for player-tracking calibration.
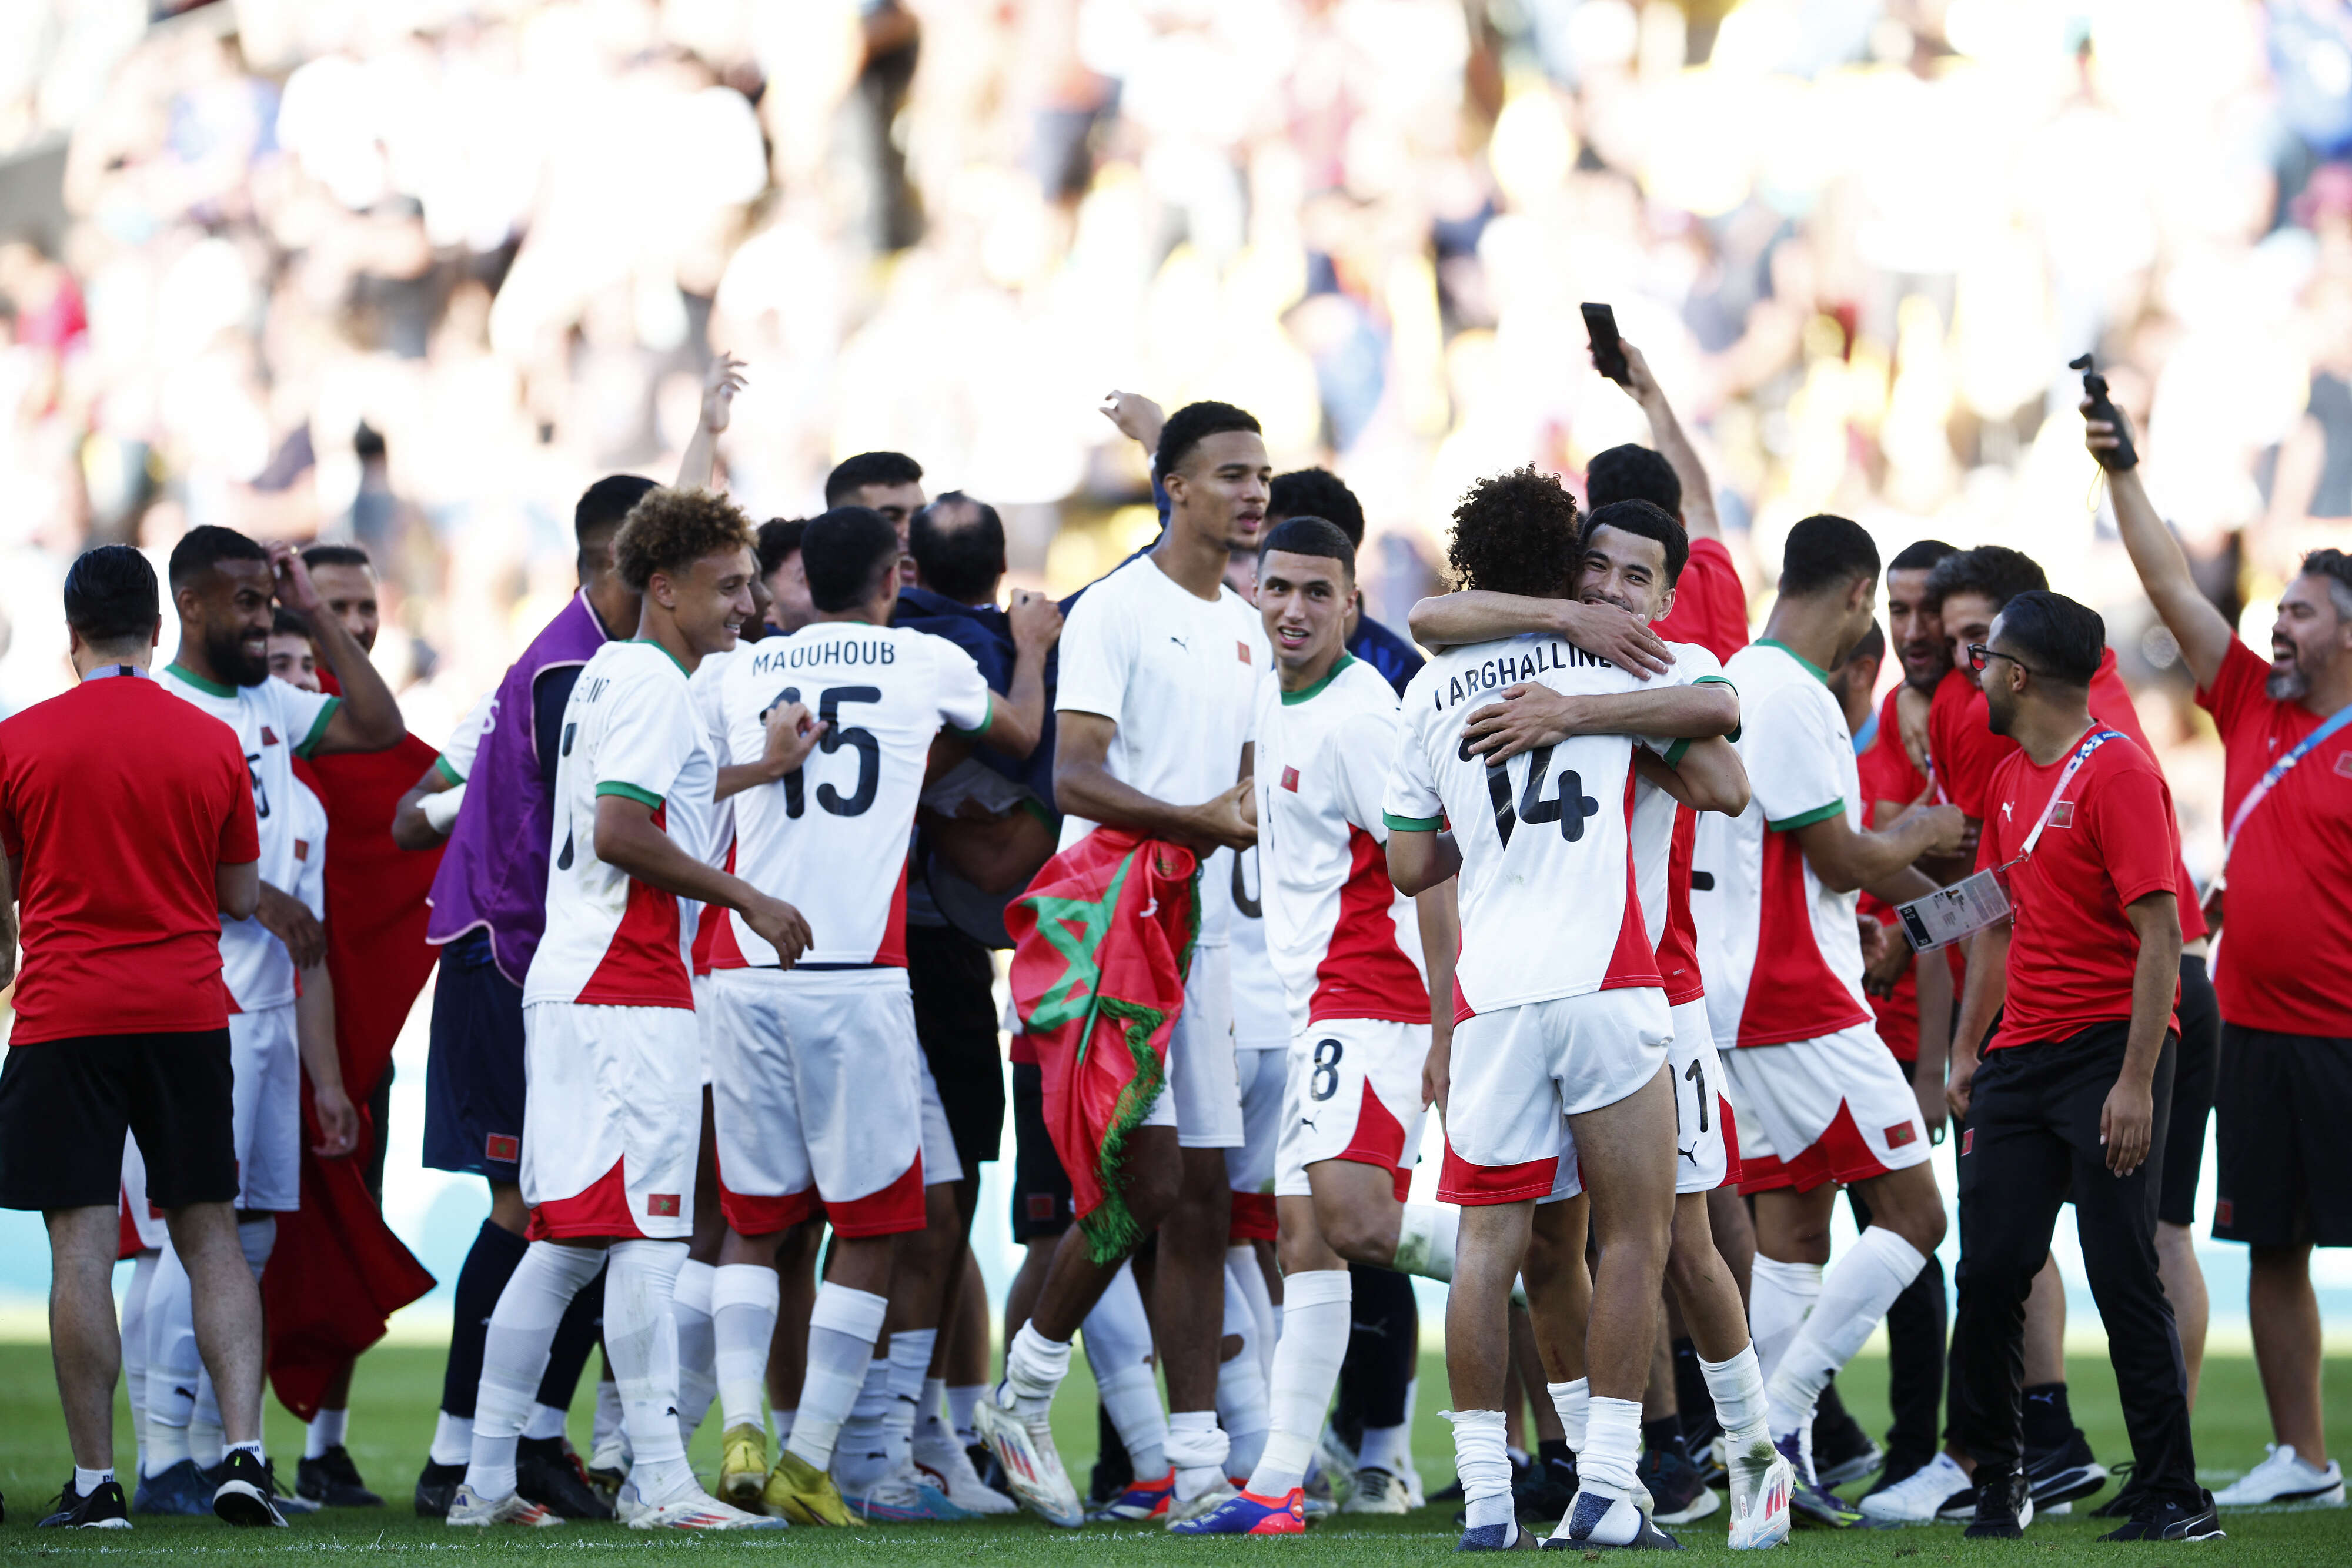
[1281,652,1357,706]
[1757,638,1830,686]
[633,638,691,677]
[164,662,238,698]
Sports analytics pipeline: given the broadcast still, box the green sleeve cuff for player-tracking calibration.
[948,694,993,740]
[293,697,342,758]
[1663,737,1691,767]
[1693,674,1740,741]
[1767,799,1846,833]
[433,754,466,787]
[1384,811,1444,833]
[596,781,664,809]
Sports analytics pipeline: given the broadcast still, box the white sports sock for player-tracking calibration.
[75,1465,114,1496]
[189,1409,223,1469]
[1247,1267,1348,1496]
[523,1403,568,1442]
[947,1383,983,1447]
[1446,1409,1513,1529]
[1166,1409,1230,1502]
[1361,1422,1412,1477]
[1581,1395,1642,1497]
[1227,1245,1277,1383]
[712,1263,780,1436]
[1766,1229,1926,1438]
[834,1356,896,1493]
[592,1373,623,1455]
[1216,1265,1270,1483]
[466,1241,606,1500]
[1700,1346,1770,1448]
[429,1410,473,1467]
[1393,1203,1459,1282]
[1081,1266,1164,1478]
[884,1328,938,1468]
[671,1258,718,1447]
[915,1375,953,1455]
[1746,1256,1822,1386]
[305,1407,348,1459]
[785,1283,888,1470]
[1547,1378,1589,1453]
[122,1251,157,1478]
[773,1408,795,1446]
[145,1244,198,1475]
[236,1216,276,1278]
[606,1239,693,1500]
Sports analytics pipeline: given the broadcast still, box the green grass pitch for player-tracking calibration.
[0,1344,2347,1562]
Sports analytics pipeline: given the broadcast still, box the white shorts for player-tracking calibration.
[1139,941,1244,1149]
[119,1135,168,1253]
[521,1000,700,1240]
[1275,1018,1431,1202]
[1719,1021,1930,1195]
[1226,1044,1287,1239]
[693,972,719,1089]
[1669,999,1732,1196]
[709,968,959,1238]
[230,1004,301,1213]
[1441,987,1672,1206]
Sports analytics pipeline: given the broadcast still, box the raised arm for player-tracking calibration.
[677,352,746,492]
[272,544,405,753]
[1406,591,1672,673]
[1615,340,1719,541]
[2089,408,2234,690]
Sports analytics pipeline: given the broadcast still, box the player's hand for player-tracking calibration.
[1182,782,1257,853]
[760,700,824,780]
[1008,589,1063,653]
[1462,685,1582,762]
[0,924,16,989]
[2082,402,2136,466]
[1422,1032,1452,1115]
[743,893,814,967]
[267,540,323,615]
[1862,918,1912,997]
[2101,1072,2155,1176]
[1553,601,1673,678]
[1896,684,1933,775]
[311,1084,360,1158]
[1892,789,1968,858]
[700,350,747,437]
[1911,1067,1946,1146]
[256,881,327,968]
[1100,390,1165,451]
[1609,338,1662,405]
[1945,1048,1979,1124]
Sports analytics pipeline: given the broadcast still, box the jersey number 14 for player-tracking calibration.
[1462,740,1598,847]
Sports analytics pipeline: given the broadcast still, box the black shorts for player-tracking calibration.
[421,930,527,1184]
[907,922,1005,1175]
[2213,1024,2352,1248]
[1009,1061,1072,1242]
[0,1029,236,1213]
[2159,955,2219,1227]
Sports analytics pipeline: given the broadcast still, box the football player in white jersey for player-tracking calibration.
[1408,497,1799,1547]
[140,526,404,1510]
[705,506,1049,1526]
[453,487,813,1533]
[1382,470,1742,1552]
[1690,517,1966,1523]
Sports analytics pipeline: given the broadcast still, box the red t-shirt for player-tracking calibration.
[1975,734,2182,1051]
[1653,537,1749,664]
[1858,686,1928,1059]
[0,672,259,1043]
[1927,652,2206,943]
[2196,640,2352,1036]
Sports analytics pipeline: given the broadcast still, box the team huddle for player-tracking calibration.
[19,331,2348,1546]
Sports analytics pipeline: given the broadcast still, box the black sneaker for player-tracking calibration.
[1963,1469,2033,1539]
[39,1477,131,1529]
[296,1445,382,1507]
[517,1435,613,1520]
[211,1450,289,1527]
[1636,1444,1719,1525]
[2099,1488,2224,1542]
[2024,1426,2108,1509]
[2088,1460,2141,1519]
[1514,1452,1578,1523]
[413,1459,464,1517]
[1809,1393,1884,1489]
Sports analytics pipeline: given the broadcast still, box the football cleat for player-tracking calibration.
[717,1423,769,1512]
[916,1436,1020,1516]
[1723,1435,1793,1551]
[1169,1486,1305,1535]
[1347,1465,1415,1515]
[211,1450,289,1529]
[132,1459,213,1517]
[845,1462,973,1523]
[1088,1467,1174,1522]
[516,1436,611,1520]
[1544,1488,1682,1550]
[617,1477,787,1530]
[445,1484,563,1527]
[974,1386,1084,1527]
[296,1445,382,1508]
[1772,1430,1876,1530]
[1163,1480,1241,1527]
[1457,1519,1539,1550]
[762,1450,862,1527]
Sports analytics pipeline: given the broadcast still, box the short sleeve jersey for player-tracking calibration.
[1253,655,1429,1037]
[0,672,259,1043]
[1226,847,1294,1049]
[687,647,741,975]
[1856,687,1930,1059]
[433,691,497,785]
[1628,643,1733,1008]
[723,623,992,967]
[1384,634,1667,1015]
[1055,556,1270,948]
[1651,537,1750,664]
[522,641,719,1009]
[1695,640,1876,1050]
[1976,734,2183,1051]
[2197,639,2352,1035]
[290,777,328,922]
[159,664,342,1011]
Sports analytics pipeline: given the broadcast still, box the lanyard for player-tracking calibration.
[2223,701,2352,862]
[2015,728,2124,861]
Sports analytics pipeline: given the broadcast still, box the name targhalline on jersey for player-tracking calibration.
[1382,634,1666,1015]
[722,623,991,968]
[1252,656,1428,1035]
[524,641,717,1010]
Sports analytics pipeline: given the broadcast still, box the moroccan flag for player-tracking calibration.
[1007,829,1200,1260]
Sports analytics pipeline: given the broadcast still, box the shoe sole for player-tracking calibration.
[2028,1463,2108,1507]
[212,1482,285,1528]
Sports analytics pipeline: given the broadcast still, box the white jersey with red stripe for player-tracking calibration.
[687,646,739,975]
[1629,641,1733,1007]
[1382,634,1669,1014]
[1693,639,1876,1051]
[1252,654,1428,1034]
[720,621,991,968]
[523,640,720,1010]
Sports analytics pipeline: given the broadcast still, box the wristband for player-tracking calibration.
[422,783,466,832]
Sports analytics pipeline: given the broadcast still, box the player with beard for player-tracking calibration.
[980,401,1269,1528]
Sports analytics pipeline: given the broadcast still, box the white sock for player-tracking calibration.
[1446,1408,1513,1529]
[123,1251,157,1479]
[884,1328,938,1468]
[1548,1378,1589,1453]
[305,1407,348,1459]
[1166,1409,1230,1502]
[947,1383,983,1447]
[523,1403,568,1442]
[1747,1255,1822,1386]
[606,1239,693,1500]
[75,1465,114,1495]
[189,1409,223,1470]
[1766,1229,1926,1438]
[786,1283,888,1469]
[1394,1203,1459,1282]
[1003,1319,1073,1416]
[671,1258,718,1447]
[916,1376,953,1456]
[1228,1245,1277,1383]
[466,1241,605,1500]
[430,1410,473,1467]
[145,1243,198,1476]
[712,1263,780,1436]
[1573,1398,1646,1545]
[773,1408,796,1446]
[237,1216,276,1278]
[1361,1421,1412,1476]
[593,1373,623,1456]
[1247,1267,1347,1496]
[834,1355,896,1492]
[1700,1345,1770,1448]
[1217,1266,1270,1482]
[1082,1266,1164,1478]
[225,1438,264,1465]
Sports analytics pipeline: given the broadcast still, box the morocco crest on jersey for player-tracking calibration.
[1009,829,1199,1260]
